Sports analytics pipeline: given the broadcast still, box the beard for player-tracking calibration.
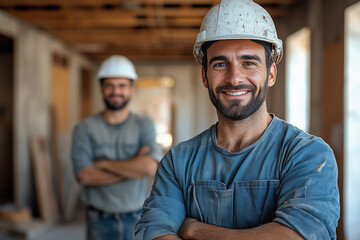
[103,94,130,111]
[207,79,269,121]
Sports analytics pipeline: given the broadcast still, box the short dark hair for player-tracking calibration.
[201,40,273,78]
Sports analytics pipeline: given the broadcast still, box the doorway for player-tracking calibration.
[0,34,14,204]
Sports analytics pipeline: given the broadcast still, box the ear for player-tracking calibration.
[267,63,277,87]
[201,67,208,88]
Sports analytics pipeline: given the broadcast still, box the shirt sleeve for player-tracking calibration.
[135,151,186,240]
[71,123,94,176]
[274,138,340,239]
[140,116,163,162]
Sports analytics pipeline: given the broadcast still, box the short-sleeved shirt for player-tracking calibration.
[135,115,340,239]
[71,112,163,213]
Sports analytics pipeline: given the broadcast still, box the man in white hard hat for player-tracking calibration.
[135,0,340,239]
[71,55,162,240]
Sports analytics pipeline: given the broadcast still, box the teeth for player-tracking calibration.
[225,91,247,96]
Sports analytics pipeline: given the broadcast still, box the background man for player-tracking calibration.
[71,55,162,240]
[135,0,340,239]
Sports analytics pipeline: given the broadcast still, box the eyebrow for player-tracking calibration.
[239,54,262,63]
[209,56,227,65]
[208,54,262,65]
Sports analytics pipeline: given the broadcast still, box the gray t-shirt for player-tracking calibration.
[71,112,163,213]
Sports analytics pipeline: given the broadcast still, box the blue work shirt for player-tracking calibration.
[135,115,340,239]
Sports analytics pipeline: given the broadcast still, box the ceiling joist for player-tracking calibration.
[0,0,303,62]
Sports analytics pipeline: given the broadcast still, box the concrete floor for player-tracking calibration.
[0,213,85,240]
[34,220,85,240]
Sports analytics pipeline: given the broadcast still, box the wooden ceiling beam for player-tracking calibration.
[254,0,299,4]
[0,0,219,7]
[264,7,290,17]
[0,0,302,62]
[6,10,203,28]
[4,7,209,17]
[48,29,198,44]
[6,8,285,32]
[85,52,195,62]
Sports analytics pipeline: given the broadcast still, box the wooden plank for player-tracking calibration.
[30,136,59,223]
[0,207,31,222]
[49,106,64,219]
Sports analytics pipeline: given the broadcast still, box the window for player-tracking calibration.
[344,3,360,240]
[285,28,311,132]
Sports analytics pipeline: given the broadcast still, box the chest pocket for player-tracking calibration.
[186,181,233,228]
[234,180,279,228]
[186,179,279,229]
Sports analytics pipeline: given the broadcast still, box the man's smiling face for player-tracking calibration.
[202,39,276,121]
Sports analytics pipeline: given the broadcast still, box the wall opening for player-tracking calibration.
[345,2,360,240]
[285,27,311,132]
[0,34,14,204]
[130,77,175,154]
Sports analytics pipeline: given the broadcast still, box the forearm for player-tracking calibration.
[95,156,158,179]
[154,235,182,240]
[180,220,304,240]
[77,167,124,186]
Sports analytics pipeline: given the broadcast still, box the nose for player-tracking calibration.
[112,85,123,94]
[226,64,244,86]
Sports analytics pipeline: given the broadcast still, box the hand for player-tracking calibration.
[178,218,199,239]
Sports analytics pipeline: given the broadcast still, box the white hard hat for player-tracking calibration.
[97,55,138,81]
[193,0,283,64]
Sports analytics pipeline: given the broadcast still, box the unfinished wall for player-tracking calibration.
[0,10,96,216]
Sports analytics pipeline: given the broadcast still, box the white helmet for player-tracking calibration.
[193,0,283,64]
[97,55,138,81]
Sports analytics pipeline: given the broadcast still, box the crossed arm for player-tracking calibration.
[77,145,158,186]
[155,218,304,240]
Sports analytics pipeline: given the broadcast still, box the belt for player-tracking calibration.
[87,205,121,220]
[87,205,141,220]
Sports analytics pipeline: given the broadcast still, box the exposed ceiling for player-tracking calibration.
[0,0,303,63]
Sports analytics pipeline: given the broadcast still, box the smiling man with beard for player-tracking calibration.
[135,0,340,239]
[71,55,162,240]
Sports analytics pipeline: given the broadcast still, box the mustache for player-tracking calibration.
[216,83,255,93]
[108,94,125,98]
